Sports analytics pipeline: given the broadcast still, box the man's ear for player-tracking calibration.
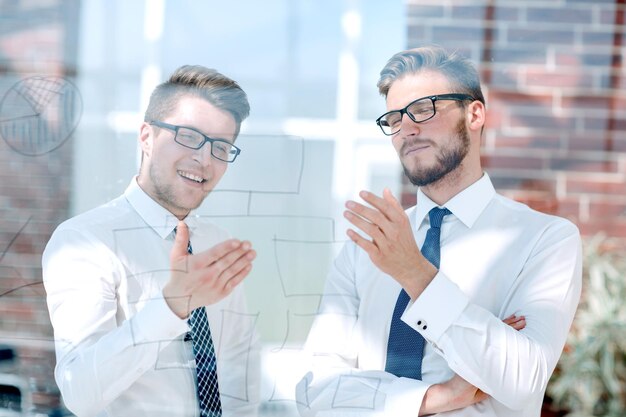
[466,100,486,133]
[138,122,153,158]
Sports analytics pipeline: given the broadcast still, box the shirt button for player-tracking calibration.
[417,320,428,330]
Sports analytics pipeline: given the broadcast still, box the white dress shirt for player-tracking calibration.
[43,178,260,417]
[296,173,582,417]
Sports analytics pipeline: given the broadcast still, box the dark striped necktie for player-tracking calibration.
[176,228,223,416]
[384,207,451,380]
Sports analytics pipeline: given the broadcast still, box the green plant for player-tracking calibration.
[547,234,626,416]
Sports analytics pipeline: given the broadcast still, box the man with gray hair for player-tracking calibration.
[44,65,259,416]
[297,46,581,416]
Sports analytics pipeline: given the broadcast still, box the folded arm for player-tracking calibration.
[419,314,525,415]
[404,223,582,410]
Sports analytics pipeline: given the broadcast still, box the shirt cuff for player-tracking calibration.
[128,295,189,344]
[401,272,469,343]
[384,377,431,417]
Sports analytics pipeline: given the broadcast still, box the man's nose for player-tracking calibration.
[195,142,214,165]
[399,112,421,137]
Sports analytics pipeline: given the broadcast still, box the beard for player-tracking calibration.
[147,164,205,216]
[402,118,470,187]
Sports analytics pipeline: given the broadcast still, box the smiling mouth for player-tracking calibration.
[178,170,206,184]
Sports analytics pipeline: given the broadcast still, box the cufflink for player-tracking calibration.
[184,332,192,342]
[417,320,428,331]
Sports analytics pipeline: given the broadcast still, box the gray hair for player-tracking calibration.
[377,46,485,105]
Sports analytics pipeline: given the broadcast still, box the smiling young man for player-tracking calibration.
[43,66,259,416]
[297,46,582,416]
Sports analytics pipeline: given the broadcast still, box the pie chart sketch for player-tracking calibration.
[0,76,82,156]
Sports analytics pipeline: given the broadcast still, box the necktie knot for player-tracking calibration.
[428,207,451,229]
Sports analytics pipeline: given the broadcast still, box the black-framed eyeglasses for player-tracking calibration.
[375,93,475,136]
[149,120,241,163]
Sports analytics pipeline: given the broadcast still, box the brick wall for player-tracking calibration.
[403,0,626,242]
[0,1,79,414]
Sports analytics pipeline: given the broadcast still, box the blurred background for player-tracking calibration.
[0,0,624,416]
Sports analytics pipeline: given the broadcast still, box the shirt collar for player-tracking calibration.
[414,172,496,229]
[124,177,198,239]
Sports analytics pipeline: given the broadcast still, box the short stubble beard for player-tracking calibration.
[402,118,470,187]
[147,164,204,217]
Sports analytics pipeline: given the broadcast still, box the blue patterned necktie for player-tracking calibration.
[177,230,222,416]
[385,207,451,380]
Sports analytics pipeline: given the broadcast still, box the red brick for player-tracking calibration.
[507,28,575,44]
[617,73,626,91]
[491,177,556,193]
[567,179,626,195]
[450,5,487,20]
[484,106,506,130]
[582,31,618,46]
[589,201,626,218]
[600,9,623,24]
[578,221,626,238]
[490,68,521,89]
[401,191,417,209]
[560,95,613,110]
[502,190,560,215]
[481,154,545,170]
[0,302,36,319]
[554,197,581,219]
[0,275,27,297]
[527,7,592,24]
[492,6,520,22]
[554,51,588,70]
[432,25,488,42]
[489,91,554,107]
[611,136,626,152]
[509,114,576,131]
[584,116,626,132]
[407,5,445,18]
[492,134,562,150]
[450,5,518,21]
[568,52,623,68]
[568,133,622,152]
[611,94,626,112]
[523,68,594,89]
[489,47,549,65]
[549,157,618,173]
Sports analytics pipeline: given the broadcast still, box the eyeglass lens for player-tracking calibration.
[175,127,235,161]
[381,98,435,134]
